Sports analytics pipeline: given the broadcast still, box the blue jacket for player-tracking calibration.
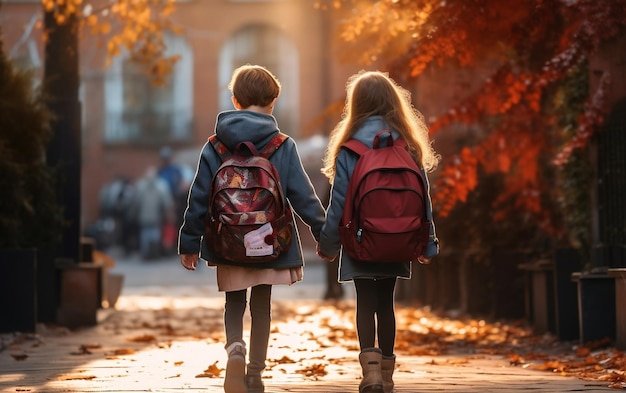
[319,116,440,282]
[178,110,326,269]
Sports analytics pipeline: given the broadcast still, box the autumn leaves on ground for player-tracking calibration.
[8,296,625,390]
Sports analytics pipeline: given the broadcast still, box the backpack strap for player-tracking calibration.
[259,132,289,159]
[342,138,369,157]
[209,132,288,161]
[208,134,231,162]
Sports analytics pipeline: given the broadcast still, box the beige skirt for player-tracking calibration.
[216,265,303,292]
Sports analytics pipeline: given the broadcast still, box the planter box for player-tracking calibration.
[56,260,104,328]
[0,249,37,333]
[519,259,555,334]
[519,249,581,340]
[608,268,626,349]
[572,272,616,344]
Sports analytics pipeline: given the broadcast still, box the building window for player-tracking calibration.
[104,33,193,145]
[6,15,42,78]
[219,23,299,136]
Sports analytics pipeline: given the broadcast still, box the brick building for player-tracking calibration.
[1,0,362,231]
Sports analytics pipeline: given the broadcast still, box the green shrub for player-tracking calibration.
[0,29,63,249]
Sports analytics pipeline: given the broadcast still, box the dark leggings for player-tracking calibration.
[353,278,397,357]
[224,284,272,375]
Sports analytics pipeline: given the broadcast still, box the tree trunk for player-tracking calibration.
[43,10,82,262]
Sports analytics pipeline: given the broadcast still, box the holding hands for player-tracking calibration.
[316,243,337,262]
[417,255,431,264]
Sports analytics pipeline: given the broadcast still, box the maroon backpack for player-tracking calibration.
[206,133,293,264]
[339,130,430,262]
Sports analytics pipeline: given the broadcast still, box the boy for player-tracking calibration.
[179,65,326,393]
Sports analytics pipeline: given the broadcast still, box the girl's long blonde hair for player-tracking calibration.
[321,71,440,182]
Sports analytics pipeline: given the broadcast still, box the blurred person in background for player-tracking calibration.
[93,176,137,253]
[158,146,185,255]
[132,165,174,260]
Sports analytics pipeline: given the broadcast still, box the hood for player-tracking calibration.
[215,110,280,150]
[352,116,400,148]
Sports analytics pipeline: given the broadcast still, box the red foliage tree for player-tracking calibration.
[318,0,625,246]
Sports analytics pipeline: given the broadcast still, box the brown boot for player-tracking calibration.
[224,342,247,393]
[359,348,384,393]
[381,355,395,393]
[246,373,264,393]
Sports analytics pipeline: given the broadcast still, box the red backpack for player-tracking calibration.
[205,133,293,264]
[339,130,430,262]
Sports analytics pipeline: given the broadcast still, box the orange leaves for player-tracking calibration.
[85,14,102,34]
[40,0,180,84]
[42,0,83,25]
[336,1,425,66]
[11,295,626,389]
[327,0,439,67]
[111,348,136,356]
[273,355,297,364]
[127,334,157,343]
[51,372,97,381]
[195,361,222,378]
[432,147,478,218]
[149,55,181,86]
[471,67,544,117]
[501,338,626,388]
[325,0,625,241]
[522,348,626,385]
[102,0,181,83]
[296,363,328,379]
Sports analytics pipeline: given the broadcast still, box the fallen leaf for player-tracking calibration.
[509,353,525,365]
[296,363,327,378]
[128,334,156,343]
[51,373,97,381]
[576,347,591,357]
[273,355,297,364]
[71,345,95,355]
[196,361,222,378]
[446,358,469,365]
[112,348,135,355]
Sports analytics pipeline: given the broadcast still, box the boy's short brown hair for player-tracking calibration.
[228,65,281,108]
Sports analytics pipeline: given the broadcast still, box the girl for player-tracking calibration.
[179,65,326,393]
[318,71,440,393]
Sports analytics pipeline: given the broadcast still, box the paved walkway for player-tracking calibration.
[0,254,617,392]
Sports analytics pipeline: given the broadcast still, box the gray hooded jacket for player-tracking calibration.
[319,116,439,282]
[178,110,326,269]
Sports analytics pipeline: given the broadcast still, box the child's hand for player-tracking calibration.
[181,254,199,270]
[417,256,431,264]
[316,244,337,262]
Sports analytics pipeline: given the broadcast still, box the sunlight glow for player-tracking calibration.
[0,373,24,383]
